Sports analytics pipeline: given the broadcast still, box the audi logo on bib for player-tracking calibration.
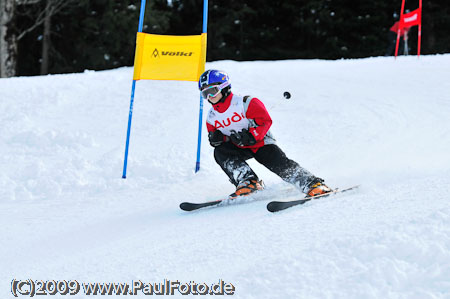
[214,112,245,129]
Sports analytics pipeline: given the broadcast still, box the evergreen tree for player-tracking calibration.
[17,0,172,75]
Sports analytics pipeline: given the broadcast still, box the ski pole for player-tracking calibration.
[268,91,291,110]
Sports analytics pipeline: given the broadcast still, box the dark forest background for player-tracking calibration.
[11,0,450,76]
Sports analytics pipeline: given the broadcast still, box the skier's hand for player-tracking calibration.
[208,130,226,147]
[230,129,256,147]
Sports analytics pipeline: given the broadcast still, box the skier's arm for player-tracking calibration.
[245,98,272,141]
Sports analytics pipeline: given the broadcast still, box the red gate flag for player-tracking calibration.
[400,8,421,28]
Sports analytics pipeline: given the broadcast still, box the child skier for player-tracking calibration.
[199,69,332,199]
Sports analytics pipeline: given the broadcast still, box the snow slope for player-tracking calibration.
[1,55,450,298]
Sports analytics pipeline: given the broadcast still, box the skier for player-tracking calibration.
[385,21,410,56]
[199,69,332,199]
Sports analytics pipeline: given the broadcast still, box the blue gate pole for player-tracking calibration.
[195,93,204,172]
[195,0,209,173]
[202,0,208,38]
[122,0,147,179]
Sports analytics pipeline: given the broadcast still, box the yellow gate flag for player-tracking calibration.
[133,32,207,81]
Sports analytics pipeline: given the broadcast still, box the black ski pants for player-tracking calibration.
[214,142,319,190]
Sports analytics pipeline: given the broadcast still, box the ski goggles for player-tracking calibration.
[200,81,230,99]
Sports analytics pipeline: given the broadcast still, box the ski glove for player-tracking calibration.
[208,130,227,147]
[230,129,256,147]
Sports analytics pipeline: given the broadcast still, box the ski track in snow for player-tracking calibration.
[1,55,450,298]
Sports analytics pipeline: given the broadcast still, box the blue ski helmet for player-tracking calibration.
[198,70,231,90]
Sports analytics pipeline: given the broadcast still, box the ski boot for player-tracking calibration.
[229,179,264,199]
[306,180,332,197]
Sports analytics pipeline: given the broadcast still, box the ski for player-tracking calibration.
[180,188,276,211]
[180,199,225,211]
[180,186,297,212]
[180,194,261,212]
[266,185,360,213]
